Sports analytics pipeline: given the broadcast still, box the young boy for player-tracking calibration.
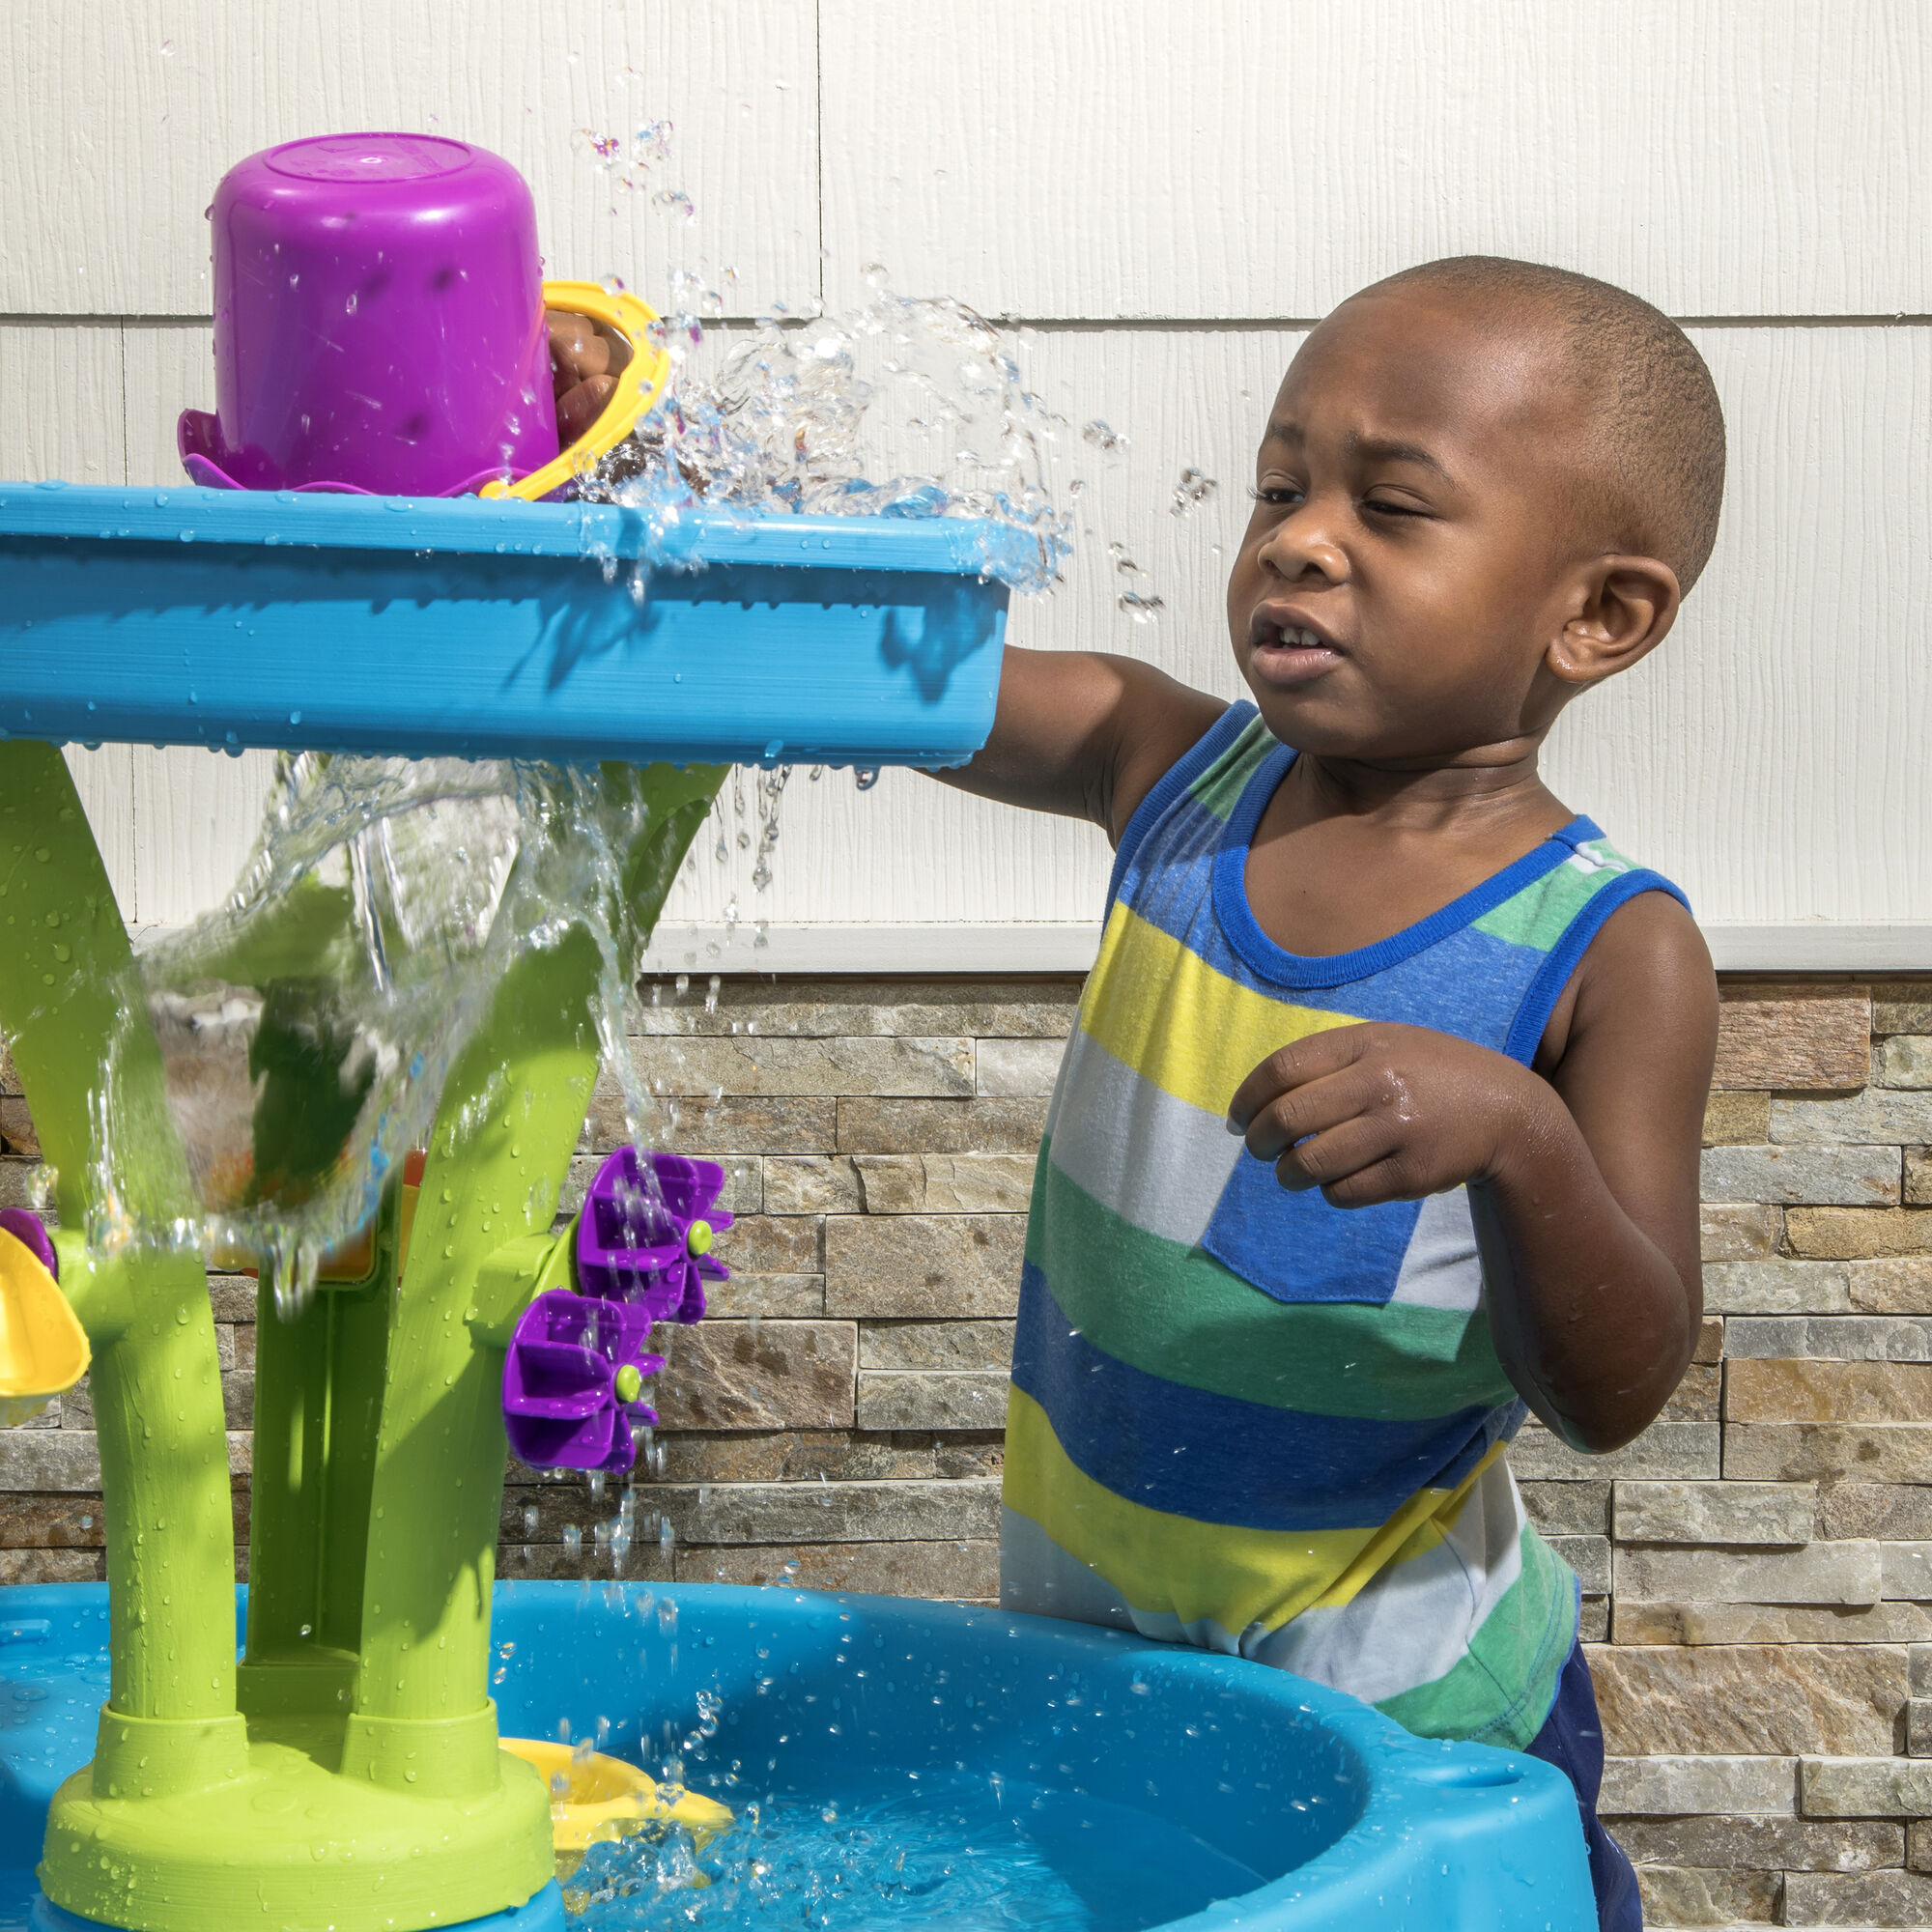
[938,256,1725,1931]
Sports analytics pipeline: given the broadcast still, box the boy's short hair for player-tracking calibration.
[1371,256,1727,592]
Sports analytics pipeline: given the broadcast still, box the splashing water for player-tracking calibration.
[557,1772,1262,1931]
[89,753,678,1314]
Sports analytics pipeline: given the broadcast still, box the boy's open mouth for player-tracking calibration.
[1247,605,1345,686]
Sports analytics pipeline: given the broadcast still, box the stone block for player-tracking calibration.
[0,1495,103,1548]
[1726,1423,1932,1483]
[1776,1091,1932,1148]
[208,1275,257,1321]
[977,1038,1062,1098]
[1609,1816,1901,1874]
[1520,1479,1611,1537]
[495,1540,673,1584]
[633,976,1080,1040]
[648,1094,838,1155]
[1912,1643,1932,1695]
[1908,1146,1932,1207]
[1726,1359,1932,1423]
[227,1324,251,1372]
[1600,1754,1798,1816]
[1726,1315,1932,1361]
[1701,1144,1899,1207]
[1661,1363,1722,1422]
[1646,1864,1786,1925]
[1614,1543,1880,1607]
[859,1321,1016,1371]
[0,1161,47,1211]
[763,1155,862,1215]
[1591,1646,1905,1756]
[655,1477,1001,1546]
[1880,1544,1932,1601]
[1853,1260,1932,1314]
[1879,1037,1932,1090]
[561,1151,760,1218]
[0,1041,17,1094]
[1615,1603,1932,1646]
[1715,984,1869,1091]
[223,1370,255,1429]
[716,1215,823,1276]
[1908,1696,1932,1755]
[701,1274,825,1319]
[1877,989,1932,1037]
[0,1550,105,1585]
[1579,1596,1608,1642]
[654,1321,855,1432]
[0,1433,101,1491]
[0,1095,39,1159]
[1509,1421,1719,1481]
[824,1214,1026,1318]
[1803,1757,1932,1817]
[629,1036,975,1099]
[1547,1534,1609,1593]
[630,1432,958,1487]
[1692,1314,1725,1364]
[1789,1208,1932,1261]
[852,1153,1036,1213]
[677,1539,1000,1602]
[1782,1869,1932,1925]
[836,1097,1048,1155]
[1703,1261,1850,1315]
[1633,1863,1778,1925]
[1612,1479,1814,1546]
[1913,1818,1932,1872]
[855,1372,1010,1432]
[1701,1203,1785,1262]
[1704,1090,1771,1146]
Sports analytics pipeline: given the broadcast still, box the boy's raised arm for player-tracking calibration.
[934,645,1227,844]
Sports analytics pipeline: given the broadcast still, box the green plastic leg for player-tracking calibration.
[15,748,724,1932]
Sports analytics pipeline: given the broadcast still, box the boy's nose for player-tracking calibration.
[1258,514,1349,584]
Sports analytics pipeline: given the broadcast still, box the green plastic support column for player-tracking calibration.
[0,745,239,1749]
[347,762,724,1780]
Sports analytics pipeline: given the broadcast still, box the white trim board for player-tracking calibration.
[639,923,1932,979]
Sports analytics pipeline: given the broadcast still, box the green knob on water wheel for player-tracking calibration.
[686,1220,713,1257]
[613,1363,643,1405]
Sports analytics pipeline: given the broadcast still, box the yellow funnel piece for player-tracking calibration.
[482,281,672,504]
[500,1737,732,1875]
[0,1229,89,1427]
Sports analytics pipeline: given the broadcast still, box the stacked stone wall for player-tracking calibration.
[5,972,1932,1926]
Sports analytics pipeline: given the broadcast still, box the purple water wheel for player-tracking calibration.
[501,1149,730,1474]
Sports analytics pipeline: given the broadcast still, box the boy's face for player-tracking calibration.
[1225,288,1597,764]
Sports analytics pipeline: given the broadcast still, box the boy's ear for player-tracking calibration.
[1546,555,1682,688]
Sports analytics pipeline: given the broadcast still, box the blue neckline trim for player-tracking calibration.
[1210,745,1607,990]
[1105,702,1254,914]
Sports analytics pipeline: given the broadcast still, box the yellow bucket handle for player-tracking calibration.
[481,281,672,504]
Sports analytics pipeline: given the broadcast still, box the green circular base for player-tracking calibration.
[39,1724,553,1932]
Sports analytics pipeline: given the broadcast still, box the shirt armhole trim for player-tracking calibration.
[1105,702,1254,914]
[1502,870,1692,1067]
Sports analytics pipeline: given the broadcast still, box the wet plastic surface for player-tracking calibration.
[0,1581,1592,1931]
[0,486,1018,769]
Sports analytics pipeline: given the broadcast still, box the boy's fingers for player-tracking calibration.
[557,373,617,442]
[1226,1024,1375,1132]
[1239,1063,1378,1161]
[1272,1113,1402,1194]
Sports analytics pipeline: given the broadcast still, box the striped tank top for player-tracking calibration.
[1002,704,1687,1747]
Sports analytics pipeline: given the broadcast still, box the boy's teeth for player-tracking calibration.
[1279,626,1320,648]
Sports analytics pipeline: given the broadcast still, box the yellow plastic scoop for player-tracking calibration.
[481,281,672,504]
[500,1737,732,1878]
[0,1226,89,1427]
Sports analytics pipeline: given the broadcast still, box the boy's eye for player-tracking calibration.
[1248,485,1302,508]
[1362,496,1426,519]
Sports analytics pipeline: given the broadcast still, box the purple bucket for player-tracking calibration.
[179,132,560,497]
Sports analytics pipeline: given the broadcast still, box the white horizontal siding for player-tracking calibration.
[819,0,1931,321]
[0,0,820,316]
[2,1,1927,956]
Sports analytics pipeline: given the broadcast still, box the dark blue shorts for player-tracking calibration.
[1523,1635,1641,1930]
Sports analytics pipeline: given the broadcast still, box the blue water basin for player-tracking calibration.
[0,1582,1592,1931]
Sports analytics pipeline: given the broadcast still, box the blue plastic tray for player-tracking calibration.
[0,1581,1594,1932]
[0,484,1024,768]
